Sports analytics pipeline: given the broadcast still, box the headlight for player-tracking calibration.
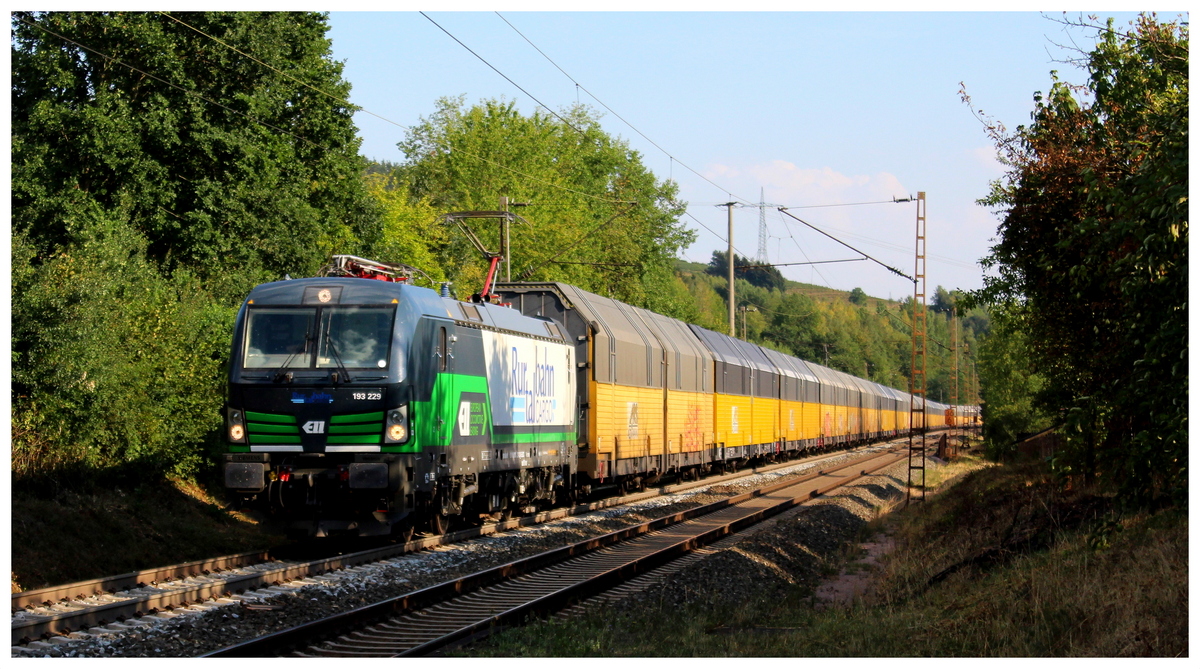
[227,407,247,444]
[385,405,409,444]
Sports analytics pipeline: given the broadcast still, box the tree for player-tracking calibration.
[848,287,868,306]
[975,305,1053,454]
[705,250,786,292]
[930,285,956,314]
[394,97,693,317]
[11,11,381,483]
[12,11,380,300]
[967,14,1186,502]
[363,172,448,285]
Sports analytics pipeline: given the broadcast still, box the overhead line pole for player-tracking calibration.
[953,307,960,451]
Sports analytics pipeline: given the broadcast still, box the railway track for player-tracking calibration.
[202,446,910,657]
[12,440,912,647]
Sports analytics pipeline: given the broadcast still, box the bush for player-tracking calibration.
[12,214,234,486]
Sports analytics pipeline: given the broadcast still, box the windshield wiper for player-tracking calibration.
[274,329,313,383]
[323,330,354,384]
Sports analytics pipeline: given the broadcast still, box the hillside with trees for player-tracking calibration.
[674,261,983,403]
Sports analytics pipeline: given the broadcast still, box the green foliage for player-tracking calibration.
[975,305,1053,456]
[11,11,378,484]
[363,173,448,286]
[930,285,958,314]
[12,219,234,483]
[848,287,868,306]
[705,250,786,292]
[969,15,1187,502]
[12,11,380,301]
[393,97,693,317]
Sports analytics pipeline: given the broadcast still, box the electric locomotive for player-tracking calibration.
[221,257,576,538]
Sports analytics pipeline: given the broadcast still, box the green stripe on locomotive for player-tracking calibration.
[395,372,489,453]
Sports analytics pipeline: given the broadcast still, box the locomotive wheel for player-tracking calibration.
[429,512,451,536]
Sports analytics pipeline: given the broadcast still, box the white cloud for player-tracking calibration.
[970,146,1005,176]
[703,163,741,180]
[719,160,911,207]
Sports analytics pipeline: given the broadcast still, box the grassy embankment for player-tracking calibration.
[11,480,281,593]
[465,454,1187,657]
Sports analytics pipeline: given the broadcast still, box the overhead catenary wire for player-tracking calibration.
[739,258,866,270]
[778,207,914,282]
[494,11,757,207]
[880,306,958,353]
[150,12,635,207]
[683,210,753,260]
[696,198,980,271]
[772,209,837,289]
[718,201,979,271]
[421,12,590,138]
[798,221,980,271]
[687,198,900,209]
[514,202,638,280]
[778,198,911,210]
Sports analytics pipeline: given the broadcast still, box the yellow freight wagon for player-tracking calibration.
[495,281,980,496]
[498,282,719,488]
[687,324,785,464]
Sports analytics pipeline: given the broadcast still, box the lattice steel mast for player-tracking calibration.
[907,192,928,504]
[756,187,769,262]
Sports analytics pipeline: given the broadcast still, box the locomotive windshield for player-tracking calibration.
[244,308,315,368]
[243,306,396,370]
[317,307,394,369]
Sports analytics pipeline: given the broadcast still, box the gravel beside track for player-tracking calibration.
[11,443,905,658]
[571,458,914,620]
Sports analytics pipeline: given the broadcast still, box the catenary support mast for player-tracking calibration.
[907,192,928,504]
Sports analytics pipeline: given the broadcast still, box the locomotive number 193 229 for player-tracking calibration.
[352,392,382,401]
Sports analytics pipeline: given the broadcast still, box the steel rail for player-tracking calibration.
[14,431,935,646]
[11,445,873,645]
[11,550,272,612]
[201,447,906,658]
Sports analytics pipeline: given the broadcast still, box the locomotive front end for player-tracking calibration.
[221,277,418,538]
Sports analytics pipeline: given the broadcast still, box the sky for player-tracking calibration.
[325,8,1159,300]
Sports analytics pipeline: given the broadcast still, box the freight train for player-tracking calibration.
[221,257,979,538]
